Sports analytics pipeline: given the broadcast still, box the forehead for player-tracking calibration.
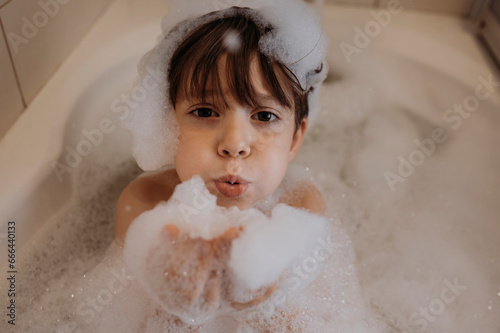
[181,54,291,110]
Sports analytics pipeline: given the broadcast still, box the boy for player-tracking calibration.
[115,3,329,328]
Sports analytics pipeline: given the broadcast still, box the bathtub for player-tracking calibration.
[1,0,499,331]
[0,0,167,257]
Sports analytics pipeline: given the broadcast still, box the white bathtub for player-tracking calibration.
[1,0,499,331]
[0,0,167,260]
[1,0,498,255]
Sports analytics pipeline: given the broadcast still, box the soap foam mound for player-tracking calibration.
[229,203,329,290]
[5,164,386,333]
[123,174,349,326]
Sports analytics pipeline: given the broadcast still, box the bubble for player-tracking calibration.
[223,30,242,53]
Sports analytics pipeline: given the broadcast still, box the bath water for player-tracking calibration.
[1,49,499,332]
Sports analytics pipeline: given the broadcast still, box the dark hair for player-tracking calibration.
[168,10,309,131]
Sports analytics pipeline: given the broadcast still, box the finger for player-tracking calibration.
[221,226,242,241]
[162,224,180,237]
[230,282,278,310]
[203,270,221,309]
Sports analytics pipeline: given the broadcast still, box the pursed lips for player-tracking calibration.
[214,175,250,198]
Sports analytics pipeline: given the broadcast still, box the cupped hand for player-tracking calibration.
[144,224,243,320]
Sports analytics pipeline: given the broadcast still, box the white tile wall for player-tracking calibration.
[0,0,112,138]
[328,0,376,5]
[379,0,475,16]
[0,21,24,138]
[327,0,476,16]
[1,0,112,105]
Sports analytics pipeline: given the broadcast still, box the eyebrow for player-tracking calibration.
[254,94,283,105]
[197,89,286,107]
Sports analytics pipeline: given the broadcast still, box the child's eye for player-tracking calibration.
[253,111,277,122]
[191,108,218,118]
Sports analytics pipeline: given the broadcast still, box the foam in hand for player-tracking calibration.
[123,175,329,324]
[229,203,329,290]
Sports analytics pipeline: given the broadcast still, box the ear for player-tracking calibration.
[288,118,308,162]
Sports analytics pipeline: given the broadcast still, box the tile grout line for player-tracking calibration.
[0,0,12,11]
[0,15,27,108]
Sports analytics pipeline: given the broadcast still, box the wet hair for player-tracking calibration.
[168,9,309,131]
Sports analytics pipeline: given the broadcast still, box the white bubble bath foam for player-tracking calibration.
[1,1,500,332]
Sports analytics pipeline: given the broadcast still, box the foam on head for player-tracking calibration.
[123,0,328,171]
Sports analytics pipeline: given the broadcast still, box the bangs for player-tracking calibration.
[169,14,303,112]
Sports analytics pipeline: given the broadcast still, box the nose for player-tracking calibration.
[218,114,251,158]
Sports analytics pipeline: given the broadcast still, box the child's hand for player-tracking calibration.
[142,224,242,323]
[230,282,278,310]
[123,176,254,324]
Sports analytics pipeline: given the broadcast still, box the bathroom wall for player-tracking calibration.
[0,0,112,139]
[329,0,475,16]
[0,0,477,139]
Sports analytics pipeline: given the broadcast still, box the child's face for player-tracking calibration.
[173,55,307,210]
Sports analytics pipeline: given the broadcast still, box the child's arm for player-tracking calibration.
[115,170,178,240]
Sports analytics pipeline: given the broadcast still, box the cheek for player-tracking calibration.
[259,130,295,160]
[254,143,290,191]
[174,135,209,181]
[255,124,294,148]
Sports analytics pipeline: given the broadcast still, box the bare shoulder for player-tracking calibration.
[114,168,181,240]
[279,178,327,216]
[298,181,327,215]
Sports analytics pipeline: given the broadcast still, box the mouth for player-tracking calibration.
[214,175,250,198]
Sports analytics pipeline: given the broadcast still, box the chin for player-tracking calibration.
[215,197,252,210]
